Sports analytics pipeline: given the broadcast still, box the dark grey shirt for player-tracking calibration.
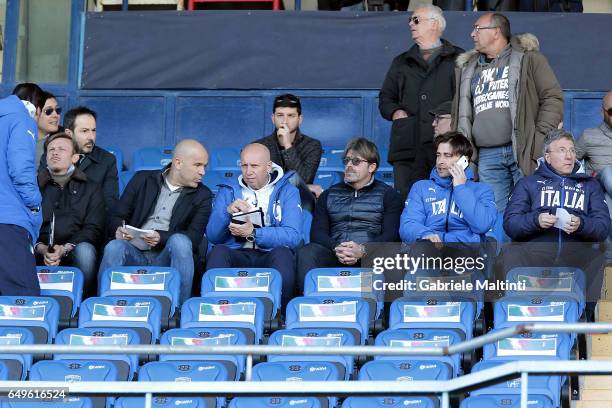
[471,47,513,147]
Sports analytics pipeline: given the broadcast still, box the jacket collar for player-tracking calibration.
[38,166,87,187]
[456,33,540,68]
[405,38,457,62]
[152,164,197,194]
[534,159,590,181]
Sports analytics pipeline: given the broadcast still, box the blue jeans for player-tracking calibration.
[99,233,194,303]
[71,242,97,295]
[478,144,523,212]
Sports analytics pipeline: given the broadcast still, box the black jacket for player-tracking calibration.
[110,169,213,251]
[254,130,322,185]
[41,145,119,214]
[311,179,403,249]
[37,167,105,247]
[379,39,463,163]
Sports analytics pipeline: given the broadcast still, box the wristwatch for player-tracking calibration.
[246,229,256,243]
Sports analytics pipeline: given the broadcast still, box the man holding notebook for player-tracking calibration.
[99,139,212,302]
[206,143,303,307]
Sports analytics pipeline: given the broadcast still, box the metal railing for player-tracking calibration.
[2,323,612,408]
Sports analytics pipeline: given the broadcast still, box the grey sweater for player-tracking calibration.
[576,122,612,174]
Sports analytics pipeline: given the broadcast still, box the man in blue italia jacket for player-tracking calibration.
[400,131,497,245]
[206,143,302,307]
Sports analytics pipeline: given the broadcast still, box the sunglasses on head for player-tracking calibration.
[43,107,62,116]
[275,95,300,105]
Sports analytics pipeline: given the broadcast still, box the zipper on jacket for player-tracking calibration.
[556,178,565,259]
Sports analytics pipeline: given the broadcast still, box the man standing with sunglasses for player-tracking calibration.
[379,5,463,200]
[453,13,563,212]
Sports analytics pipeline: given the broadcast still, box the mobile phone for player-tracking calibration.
[457,155,469,170]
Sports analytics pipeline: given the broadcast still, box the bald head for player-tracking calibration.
[168,139,208,188]
[604,92,612,127]
[240,143,273,190]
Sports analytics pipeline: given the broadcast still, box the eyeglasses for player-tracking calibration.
[43,107,62,116]
[433,114,451,123]
[605,107,612,116]
[548,147,577,156]
[409,16,435,25]
[472,25,498,33]
[343,156,369,166]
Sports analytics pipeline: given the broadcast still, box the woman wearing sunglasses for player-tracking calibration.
[35,91,62,165]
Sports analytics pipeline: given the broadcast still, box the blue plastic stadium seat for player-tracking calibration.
[203,169,240,195]
[98,266,180,328]
[373,170,394,187]
[313,170,343,190]
[29,360,119,408]
[0,397,94,408]
[303,268,383,322]
[267,328,355,380]
[285,297,370,345]
[115,397,210,408]
[103,146,124,172]
[139,361,228,408]
[54,327,141,381]
[0,327,34,380]
[210,147,241,171]
[201,268,281,323]
[319,146,345,172]
[358,359,451,381]
[229,397,322,408]
[78,297,162,345]
[181,297,265,344]
[37,266,84,326]
[389,297,475,340]
[160,327,248,380]
[375,328,463,377]
[132,146,173,172]
[118,170,134,194]
[342,397,437,408]
[460,395,553,408]
[0,296,60,344]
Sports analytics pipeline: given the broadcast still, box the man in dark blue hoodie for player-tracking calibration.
[0,83,44,295]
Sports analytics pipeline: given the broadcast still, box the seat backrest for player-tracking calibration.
[285,296,370,345]
[37,266,84,321]
[318,146,345,171]
[119,171,134,194]
[0,296,60,344]
[313,170,342,190]
[0,397,95,408]
[210,147,241,171]
[484,331,572,361]
[103,146,124,172]
[342,397,436,408]
[358,359,451,381]
[132,146,173,171]
[460,395,553,408]
[139,360,229,381]
[252,361,340,382]
[201,268,281,321]
[78,297,162,344]
[229,397,322,408]
[29,359,119,382]
[0,327,34,380]
[203,169,240,195]
[180,297,265,344]
[494,294,580,330]
[115,397,209,408]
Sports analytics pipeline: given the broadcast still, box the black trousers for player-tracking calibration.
[297,242,363,294]
[0,224,40,296]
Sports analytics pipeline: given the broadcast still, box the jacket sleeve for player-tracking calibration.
[256,184,303,250]
[370,188,403,242]
[454,183,497,234]
[399,183,436,243]
[102,156,119,214]
[378,58,405,121]
[503,179,542,240]
[68,184,105,246]
[310,189,335,250]
[574,180,610,241]
[157,188,212,249]
[205,188,233,245]
[7,118,41,210]
[281,138,322,185]
[531,52,564,139]
[575,132,587,161]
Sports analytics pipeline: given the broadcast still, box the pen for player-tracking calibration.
[122,220,126,239]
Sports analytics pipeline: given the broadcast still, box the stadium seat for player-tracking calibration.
[493,294,580,330]
[267,328,355,380]
[181,297,265,344]
[342,397,437,408]
[54,327,141,381]
[375,328,463,377]
[0,327,34,380]
[115,397,210,408]
[203,169,240,195]
[103,146,124,172]
[160,327,248,380]
[228,397,321,408]
[358,359,451,381]
[139,361,228,408]
[318,146,345,172]
[313,170,343,190]
[210,147,241,171]
[303,268,383,322]
[374,170,394,187]
[37,266,84,327]
[118,170,134,194]
[29,360,119,408]
[460,395,554,408]
[98,266,180,328]
[486,211,508,248]
[285,296,370,345]
[252,361,341,408]
[78,297,162,345]
[201,268,281,324]
[0,296,60,344]
[0,397,94,407]
[389,297,476,341]
[132,146,173,172]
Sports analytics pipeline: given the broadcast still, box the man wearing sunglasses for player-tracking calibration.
[379,5,463,200]
[576,91,612,199]
[453,13,563,212]
[296,138,403,293]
